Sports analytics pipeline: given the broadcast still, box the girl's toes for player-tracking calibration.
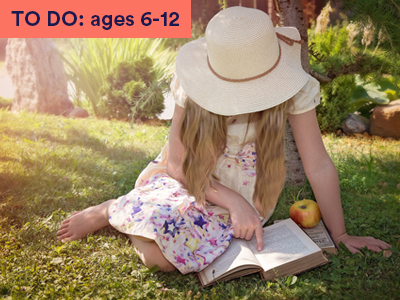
[59,219,72,228]
[70,211,81,217]
[58,222,70,230]
[57,228,69,236]
[57,232,71,240]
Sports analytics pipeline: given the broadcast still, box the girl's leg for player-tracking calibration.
[129,235,176,272]
[57,199,176,272]
[57,199,116,241]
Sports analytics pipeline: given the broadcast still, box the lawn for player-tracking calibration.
[0,110,399,299]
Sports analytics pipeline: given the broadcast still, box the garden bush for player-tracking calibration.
[99,56,166,120]
[59,38,175,118]
[308,23,356,132]
[317,75,356,132]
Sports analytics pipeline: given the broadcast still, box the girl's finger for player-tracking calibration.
[255,226,263,251]
[233,227,240,238]
[244,229,254,241]
[346,243,361,254]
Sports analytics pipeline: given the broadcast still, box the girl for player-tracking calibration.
[57,7,391,274]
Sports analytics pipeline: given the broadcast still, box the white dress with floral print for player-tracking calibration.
[108,75,320,274]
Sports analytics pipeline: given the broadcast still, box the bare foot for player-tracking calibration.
[57,199,116,242]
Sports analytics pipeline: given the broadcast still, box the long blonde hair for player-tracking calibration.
[180,98,288,218]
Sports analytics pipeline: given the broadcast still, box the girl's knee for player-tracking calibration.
[130,237,176,272]
[140,244,176,272]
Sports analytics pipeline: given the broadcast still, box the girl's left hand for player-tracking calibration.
[334,233,392,254]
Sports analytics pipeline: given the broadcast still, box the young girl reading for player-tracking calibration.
[57,7,391,273]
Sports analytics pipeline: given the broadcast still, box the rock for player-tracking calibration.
[341,113,369,134]
[68,107,89,118]
[5,38,74,115]
[370,100,400,139]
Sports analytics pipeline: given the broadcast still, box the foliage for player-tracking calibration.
[309,18,400,130]
[308,17,398,79]
[335,0,400,55]
[99,57,168,120]
[350,76,400,118]
[1,110,399,299]
[317,75,356,132]
[58,38,175,117]
[0,96,12,110]
[308,19,352,76]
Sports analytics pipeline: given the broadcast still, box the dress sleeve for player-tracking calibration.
[287,75,321,115]
[170,74,188,108]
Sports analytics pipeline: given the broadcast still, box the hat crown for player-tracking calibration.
[206,7,279,80]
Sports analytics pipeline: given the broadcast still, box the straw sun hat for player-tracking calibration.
[175,6,310,116]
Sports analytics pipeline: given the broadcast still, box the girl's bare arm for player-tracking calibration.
[166,104,264,251]
[288,109,391,253]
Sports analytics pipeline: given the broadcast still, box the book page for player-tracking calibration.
[302,221,336,249]
[247,219,321,272]
[274,219,337,251]
[199,238,260,284]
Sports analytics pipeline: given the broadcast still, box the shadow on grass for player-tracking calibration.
[0,122,162,228]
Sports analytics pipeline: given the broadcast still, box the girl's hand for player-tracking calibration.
[334,233,392,254]
[228,195,264,251]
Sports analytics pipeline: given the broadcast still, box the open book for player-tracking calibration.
[274,219,338,255]
[198,218,329,287]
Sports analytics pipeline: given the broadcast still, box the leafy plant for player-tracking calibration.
[317,75,357,132]
[308,21,353,77]
[309,17,400,131]
[99,57,169,120]
[57,38,175,117]
[349,76,400,118]
[350,77,390,118]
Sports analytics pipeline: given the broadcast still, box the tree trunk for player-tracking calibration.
[275,0,309,186]
[5,38,74,116]
[274,0,309,72]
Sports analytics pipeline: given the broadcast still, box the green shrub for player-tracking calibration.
[58,38,175,117]
[317,75,356,132]
[308,22,353,77]
[0,97,12,110]
[99,57,167,120]
[309,17,400,131]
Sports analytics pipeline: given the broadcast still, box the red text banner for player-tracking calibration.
[0,0,191,38]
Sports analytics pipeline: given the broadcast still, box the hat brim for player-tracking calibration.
[176,27,311,116]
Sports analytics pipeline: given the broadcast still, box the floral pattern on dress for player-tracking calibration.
[108,172,233,274]
[223,143,257,177]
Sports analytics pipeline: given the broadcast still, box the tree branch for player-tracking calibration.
[389,0,400,12]
[309,69,332,83]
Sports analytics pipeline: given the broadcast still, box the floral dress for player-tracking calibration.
[108,75,320,274]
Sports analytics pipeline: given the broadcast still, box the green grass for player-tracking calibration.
[1,110,399,299]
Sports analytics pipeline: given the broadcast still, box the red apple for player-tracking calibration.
[289,199,322,228]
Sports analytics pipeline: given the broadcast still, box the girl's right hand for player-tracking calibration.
[228,195,264,251]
